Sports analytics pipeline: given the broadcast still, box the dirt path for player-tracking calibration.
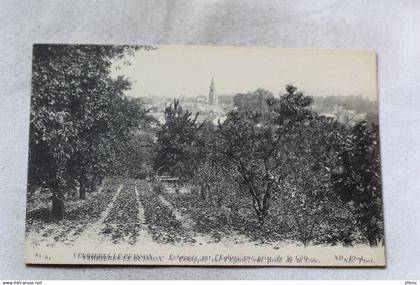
[133,183,154,243]
[74,183,123,244]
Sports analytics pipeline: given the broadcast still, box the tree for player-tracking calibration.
[70,76,136,199]
[118,128,157,179]
[217,85,317,227]
[331,121,383,246]
[217,110,283,226]
[77,95,153,197]
[153,99,201,180]
[193,151,241,206]
[28,44,152,218]
[233,88,274,114]
[278,116,348,246]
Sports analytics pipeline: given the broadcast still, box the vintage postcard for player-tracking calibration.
[25,44,385,266]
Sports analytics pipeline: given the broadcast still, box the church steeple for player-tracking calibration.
[209,77,216,105]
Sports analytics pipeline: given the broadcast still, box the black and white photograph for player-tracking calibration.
[24,44,385,266]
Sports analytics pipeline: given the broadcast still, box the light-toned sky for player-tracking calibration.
[113,45,377,101]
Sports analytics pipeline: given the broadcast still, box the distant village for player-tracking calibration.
[138,77,378,126]
[142,77,235,125]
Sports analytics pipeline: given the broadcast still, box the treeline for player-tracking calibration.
[312,94,378,115]
[27,45,154,219]
[153,85,383,246]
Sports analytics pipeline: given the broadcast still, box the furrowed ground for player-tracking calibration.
[100,180,141,244]
[135,180,196,244]
[26,178,122,245]
[26,178,256,247]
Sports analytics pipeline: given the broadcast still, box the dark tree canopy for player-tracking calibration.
[233,88,274,114]
[153,99,202,180]
[28,44,153,218]
[331,121,383,245]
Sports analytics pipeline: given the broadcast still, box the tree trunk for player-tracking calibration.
[367,233,378,246]
[79,176,86,200]
[87,176,94,192]
[217,195,222,207]
[91,177,98,192]
[200,185,206,200]
[27,183,37,198]
[51,184,65,220]
[252,196,267,227]
[85,176,91,193]
[208,186,213,204]
[257,213,265,227]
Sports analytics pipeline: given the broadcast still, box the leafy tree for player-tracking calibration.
[153,99,201,180]
[233,88,274,114]
[269,85,314,126]
[70,76,135,199]
[28,44,152,218]
[217,110,282,226]
[193,151,241,206]
[331,121,383,246]
[216,85,316,227]
[118,129,156,179]
[278,117,347,246]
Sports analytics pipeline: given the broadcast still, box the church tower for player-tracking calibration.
[208,77,216,105]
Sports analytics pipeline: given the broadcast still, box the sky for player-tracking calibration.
[113,45,378,101]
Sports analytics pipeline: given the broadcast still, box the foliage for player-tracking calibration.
[28,44,152,218]
[153,99,202,180]
[233,88,274,114]
[331,121,383,246]
[217,111,278,225]
[117,127,156,179]
[192,122,242,205]
[159,85,384,247]
[216,85,314,226]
